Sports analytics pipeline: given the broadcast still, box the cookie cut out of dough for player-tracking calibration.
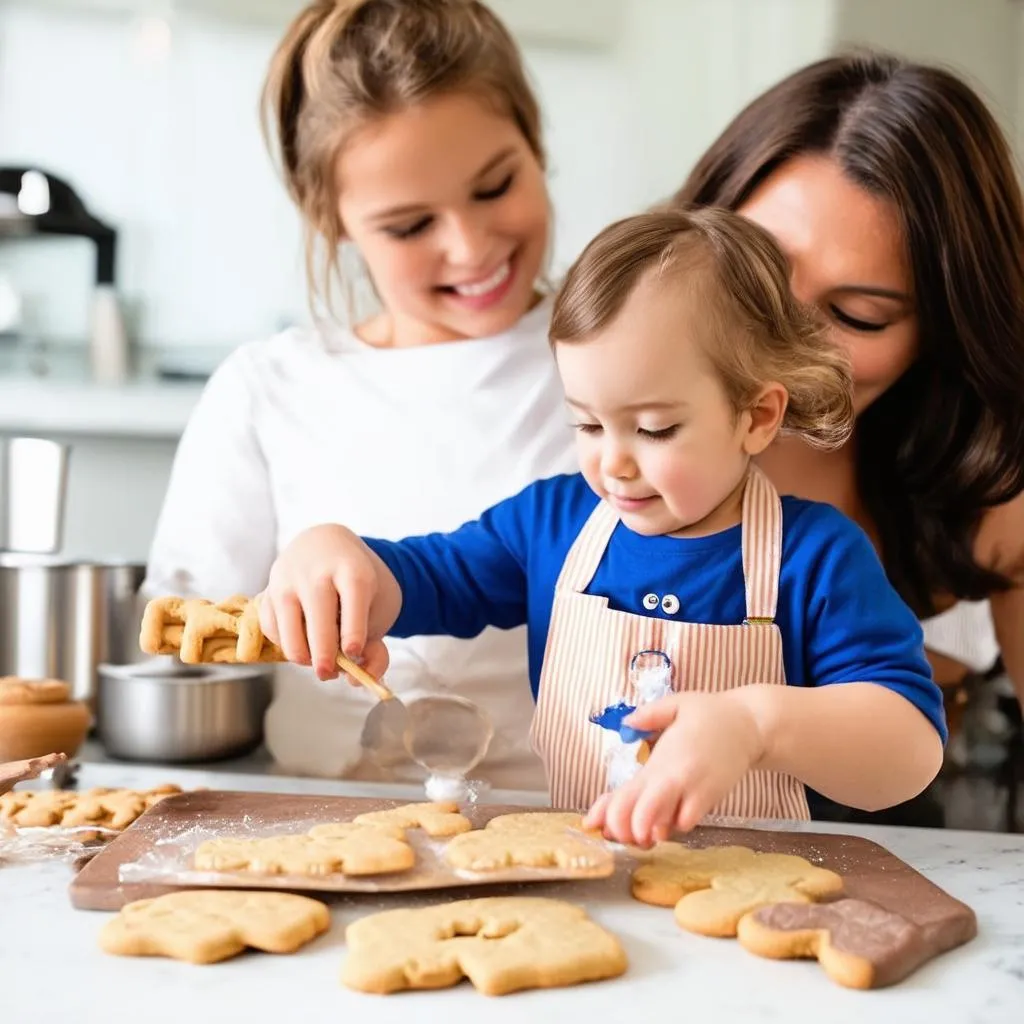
[139,594,392,700]
[140,595,282,664]
[99,890,330,964]
[195,822,414,877]
[737,898,929,989]
[443,811,613,876]
[342,896,627,995]
[631,842,844,937]
[352,801,472,838]
[0,785,182,831]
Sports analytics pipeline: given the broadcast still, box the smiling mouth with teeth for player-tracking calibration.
[441,259,512,297]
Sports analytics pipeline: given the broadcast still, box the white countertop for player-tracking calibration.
[2,760,1022,1023]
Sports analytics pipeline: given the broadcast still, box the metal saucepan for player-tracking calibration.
[0,554,146,708]
[95,660,273,763]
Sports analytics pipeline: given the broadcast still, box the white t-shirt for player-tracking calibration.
[143,297,578,789]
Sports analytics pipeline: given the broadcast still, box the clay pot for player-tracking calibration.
[0,677,92,761]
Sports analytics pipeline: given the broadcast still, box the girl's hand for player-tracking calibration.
[257,524,395,683]
[583,689,765,847]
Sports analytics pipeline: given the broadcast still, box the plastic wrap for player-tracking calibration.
[115,803,616,894]
[0,819,116,867]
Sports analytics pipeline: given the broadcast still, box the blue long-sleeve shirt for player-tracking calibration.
[364,473,946,743]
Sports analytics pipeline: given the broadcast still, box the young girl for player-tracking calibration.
[259,209,946,846]
[142,0,577,789]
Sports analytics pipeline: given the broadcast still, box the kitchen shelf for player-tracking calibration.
[0,374,203,439]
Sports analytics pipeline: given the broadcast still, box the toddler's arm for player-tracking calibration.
[743,510,946,810]
[260,496,532,680]
[738,680,943,811]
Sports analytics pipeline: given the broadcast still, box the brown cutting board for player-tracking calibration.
[69,790,976,957]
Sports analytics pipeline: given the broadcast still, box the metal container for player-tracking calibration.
[95,660,273,763]
[0,554,146,706]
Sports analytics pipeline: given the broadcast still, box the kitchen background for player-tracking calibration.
[0,0,1020,827]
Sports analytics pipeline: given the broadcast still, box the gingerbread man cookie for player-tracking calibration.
[351,801,472,838]
[99,890,330,964]
[342,896,627,995]
[194,823,415,877]
[737,898,931,989]
[443,812,613,876]
[631,842,844,936]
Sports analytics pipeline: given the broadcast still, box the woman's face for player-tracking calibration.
[738,154,918,413]
[337,90,549,347]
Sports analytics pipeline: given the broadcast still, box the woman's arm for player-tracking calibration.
[143,349,277,601]
[976,492,1024,706]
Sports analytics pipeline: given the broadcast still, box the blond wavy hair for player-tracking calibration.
[261,0,544,314]
[550,208,854,450]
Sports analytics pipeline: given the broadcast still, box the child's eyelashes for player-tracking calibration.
[571,423,680,442]
[638,425,680,441]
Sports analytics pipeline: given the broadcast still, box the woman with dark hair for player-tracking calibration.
[674,51,1024,826]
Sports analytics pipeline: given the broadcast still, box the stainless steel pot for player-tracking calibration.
[0,554,146,706]
[96,660,272,763]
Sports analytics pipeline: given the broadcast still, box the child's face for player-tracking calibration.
[337,91,549,346]
[556,275,776,538]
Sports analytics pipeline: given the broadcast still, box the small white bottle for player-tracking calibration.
[89,285,130,385]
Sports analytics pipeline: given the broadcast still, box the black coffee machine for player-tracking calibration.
[0,166,129,382]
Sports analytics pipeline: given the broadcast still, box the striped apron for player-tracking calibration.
[529,465,810,820]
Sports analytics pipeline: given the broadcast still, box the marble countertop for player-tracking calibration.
[2,760,1022,1023]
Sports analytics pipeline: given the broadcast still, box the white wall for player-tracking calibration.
[618,0,840,211]
[835,0,1020,136]
[2,0,1019,354]
[2,0,1022,563]
[0,3,633,351]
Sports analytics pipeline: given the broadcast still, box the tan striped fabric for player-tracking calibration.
[530,465,810,820]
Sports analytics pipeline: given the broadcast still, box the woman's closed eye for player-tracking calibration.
[474,173,514,202]
[385,215,433,240]
[572,422,602,435]
[382,174,513,239]
[829,304,889,333]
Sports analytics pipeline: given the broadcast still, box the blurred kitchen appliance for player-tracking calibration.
[0,436,146,708]
[0,166,130,383]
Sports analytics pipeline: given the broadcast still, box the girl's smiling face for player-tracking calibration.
[337,91,549,347]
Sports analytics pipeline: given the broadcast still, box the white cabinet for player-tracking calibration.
[16,0,624,50]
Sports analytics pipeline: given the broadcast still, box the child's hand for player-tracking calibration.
[583,690,765,847]
[257,524,395,683]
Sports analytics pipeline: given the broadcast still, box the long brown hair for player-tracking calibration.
[676,51,1024,616]
[261,0,544,312]
[550,209,854,450]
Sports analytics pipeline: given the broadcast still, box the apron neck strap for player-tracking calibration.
[554,499,619,593]
[554,468,784,622]
[741,464,783,623]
